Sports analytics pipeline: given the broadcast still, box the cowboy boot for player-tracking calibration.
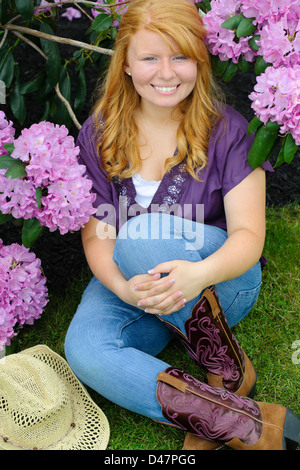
[158,286,257,397]
[157,367,300,451]
[157,286,258,450]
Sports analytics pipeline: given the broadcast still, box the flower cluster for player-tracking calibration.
[203,0,257,64]
[249,65,300,145]
[0,111,15,156]
[0,117,96,234]
[203,0,300,145]
[0,239,48,351]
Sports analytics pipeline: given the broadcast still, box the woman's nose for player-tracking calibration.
[158,59,176,80]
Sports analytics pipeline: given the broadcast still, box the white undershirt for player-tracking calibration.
[132,173,161,208]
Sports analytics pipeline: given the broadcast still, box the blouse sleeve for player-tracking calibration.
[215,106,274,198]
[76,115,117,225]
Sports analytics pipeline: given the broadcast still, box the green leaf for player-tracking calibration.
[0,154,17,169]
[198,0,211,13]
[265,120,280,132]
[0,0,11,23]
[74,68,86,114]
[221,13,244,30]
[248,35,260,51]
[41,100,51,121]
[36,187,42,210]
[211,55,228,77]
[53,66,71,127]
[274,141,285,168]
[46,51,61,86]
[5,160,27,179]
[40,23,59,56]
[236,17,256,38]
[20,72,46,95]
[0,48,15,88]
[91,14,113,32]
[10,75,26,124]
[0,212,12,224]
[22,218,44,248]
[247,125,280,168]
[221,60,238,82]
[15,0,34,21]
[284,133,298,164]
[238,56,250,73]
[247,116,263,136]
[255,56,270,75]
[3,143,14,154]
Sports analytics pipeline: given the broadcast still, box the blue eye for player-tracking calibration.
[173,55,188,61]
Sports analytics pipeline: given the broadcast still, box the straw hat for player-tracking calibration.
[0,345,110,450]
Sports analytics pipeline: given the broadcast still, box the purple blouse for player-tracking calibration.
[77,105,273,233]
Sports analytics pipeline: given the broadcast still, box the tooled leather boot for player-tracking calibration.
[157,286,257,449]
[156,367,300,451]
[158,286,257,396]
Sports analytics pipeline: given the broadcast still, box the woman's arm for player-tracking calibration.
[81,216,177,307]
[135,167,267,314]
[81,217,125,295]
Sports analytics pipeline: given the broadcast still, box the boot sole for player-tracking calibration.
[283,407,300,450]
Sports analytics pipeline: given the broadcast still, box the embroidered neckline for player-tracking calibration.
[113,162,190,212]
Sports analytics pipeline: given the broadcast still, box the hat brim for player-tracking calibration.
[1,345,110,450]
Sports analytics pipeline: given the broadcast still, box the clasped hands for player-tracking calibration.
[126,259,203,315]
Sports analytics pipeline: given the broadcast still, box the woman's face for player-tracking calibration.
[124,29,198,113]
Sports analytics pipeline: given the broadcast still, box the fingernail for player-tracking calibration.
[137,301,142,307]
[148,269,154,274]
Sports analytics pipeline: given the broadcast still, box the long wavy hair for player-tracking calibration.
[93,0,224,180]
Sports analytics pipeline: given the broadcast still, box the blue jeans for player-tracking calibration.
[65,214,261,423]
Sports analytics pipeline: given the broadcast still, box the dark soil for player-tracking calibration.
[1,15,299,293]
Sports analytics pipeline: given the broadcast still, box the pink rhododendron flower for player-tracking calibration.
[61,7,82,22]
[0,240,48,350]
[0,117,96,234]
[249,65,300,145]
[0,173,39,220]
[35,0,62,15]
[203,0,257,63]
[258,12,300,67]
[0,111,15,156]
[241,0,300,28]
[92,0,129,26]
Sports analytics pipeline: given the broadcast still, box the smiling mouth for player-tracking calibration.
[152,84,180,93]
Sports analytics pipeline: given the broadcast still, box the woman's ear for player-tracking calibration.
[124,65,131,76]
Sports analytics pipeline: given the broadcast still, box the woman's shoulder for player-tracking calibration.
[77,113,99,143]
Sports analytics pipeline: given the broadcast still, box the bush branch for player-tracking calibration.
[1,23,114,56]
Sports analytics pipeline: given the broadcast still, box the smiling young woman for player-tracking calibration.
[123,29,198,112]
[64,0,300,451]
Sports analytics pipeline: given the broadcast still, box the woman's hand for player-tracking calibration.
[130,260,204,315]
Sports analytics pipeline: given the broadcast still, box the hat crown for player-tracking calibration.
[0,346,109,450]
[0,355,73,449]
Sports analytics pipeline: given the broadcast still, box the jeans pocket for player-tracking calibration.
[224,283,262,328]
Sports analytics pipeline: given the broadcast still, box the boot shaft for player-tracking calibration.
[157,367,262,445]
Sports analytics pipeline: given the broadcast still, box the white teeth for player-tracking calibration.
[154,85,177,92]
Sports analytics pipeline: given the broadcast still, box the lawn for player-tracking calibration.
[11,203,300,450]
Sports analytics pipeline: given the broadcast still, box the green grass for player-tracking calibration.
[11,204,300,450]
